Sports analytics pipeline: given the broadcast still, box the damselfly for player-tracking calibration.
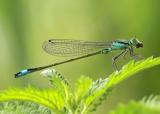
[15,37,143,78]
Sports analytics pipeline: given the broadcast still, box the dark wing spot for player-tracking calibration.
[48,40,55,44]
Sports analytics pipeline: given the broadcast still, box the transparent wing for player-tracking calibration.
[42,39,111,57]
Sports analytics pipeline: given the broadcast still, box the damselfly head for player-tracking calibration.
[130,38,143,48]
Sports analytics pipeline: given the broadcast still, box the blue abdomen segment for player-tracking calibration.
[15,69,31,78]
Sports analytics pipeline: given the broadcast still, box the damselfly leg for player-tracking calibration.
[122,49,129,60]
[112,50,127,70]
[129,47,143,61]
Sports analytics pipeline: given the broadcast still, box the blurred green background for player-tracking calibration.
[0,0,160,113]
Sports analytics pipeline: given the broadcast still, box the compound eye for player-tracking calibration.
[136,43,143,48]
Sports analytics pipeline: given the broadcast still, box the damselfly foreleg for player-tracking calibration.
[129,47,143,60]
[112,50,127,70]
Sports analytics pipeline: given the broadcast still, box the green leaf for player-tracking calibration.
[74,76,93,104]
[83,56,160,113]
[42,69,73,113]
[0,101,52,114]
[48,71,71,99]
[0,86,65,113]
[109,95,160,114]
[73,76,93,113]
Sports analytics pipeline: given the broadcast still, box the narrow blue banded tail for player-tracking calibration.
[15,51,102,78]
[15,69,32,78]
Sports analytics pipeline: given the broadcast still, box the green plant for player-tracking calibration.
[109,95,160,114]
[0,100,52,114]
[0,56,160,114]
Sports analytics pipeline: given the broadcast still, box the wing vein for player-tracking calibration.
[42,39,111,57]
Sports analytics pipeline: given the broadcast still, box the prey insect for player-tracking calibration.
[15,37,143,78]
